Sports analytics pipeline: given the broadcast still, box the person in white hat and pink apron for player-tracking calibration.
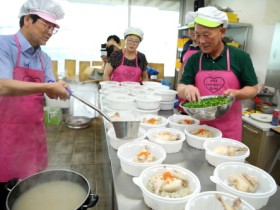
[103,27,149,83]
[177,6,258,141]
[177,11,200,113]
[0,0,66,208]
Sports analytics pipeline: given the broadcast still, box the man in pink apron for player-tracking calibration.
[0,0,65,209]
[103,27,149,82]
[177,12,200,113]
[177,6,258,141]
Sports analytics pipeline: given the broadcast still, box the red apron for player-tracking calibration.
[178,46,199,113]
[0,34,47,182]
[195,49,242,141]
[110,50,142,82]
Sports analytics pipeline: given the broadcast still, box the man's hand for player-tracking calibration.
[177,84,201,101]
[45,81,70,100]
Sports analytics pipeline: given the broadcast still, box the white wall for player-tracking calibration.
[184,0,280,84]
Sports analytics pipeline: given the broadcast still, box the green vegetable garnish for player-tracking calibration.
[183,96,231,108]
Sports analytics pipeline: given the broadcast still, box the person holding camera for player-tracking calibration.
[103,27,149,82]
[101,35,122,67]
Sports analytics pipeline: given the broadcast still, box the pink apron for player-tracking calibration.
[195,49,242,141]
[110,50,142,82]
[178,46,199,113]
[0,35,47,182]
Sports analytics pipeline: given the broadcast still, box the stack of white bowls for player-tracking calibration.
[104,94,135,114]
[155,89,177,111]
[134,95,162,117]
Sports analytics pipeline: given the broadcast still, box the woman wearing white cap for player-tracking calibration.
[0,0,67,207]
[177,6,258,141]
[177,11,200,113]
[103,27,149,82]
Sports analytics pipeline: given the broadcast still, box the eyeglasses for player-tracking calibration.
[37,19,58,34]
[126,39,140,45]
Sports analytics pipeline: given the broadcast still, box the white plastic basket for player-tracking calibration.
[185,191,255,210]
[184,125,222,150]
[203,138,250,167]
[210,162,277,209]
[117,140,166,176]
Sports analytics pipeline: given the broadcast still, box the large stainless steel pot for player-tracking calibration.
[6,169,98,210]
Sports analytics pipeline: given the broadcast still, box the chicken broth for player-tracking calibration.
[12,181,87,210]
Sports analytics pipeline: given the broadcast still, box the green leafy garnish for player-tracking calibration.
[183,96,231,108]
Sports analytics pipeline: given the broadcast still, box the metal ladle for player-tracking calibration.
[67,89,140,139]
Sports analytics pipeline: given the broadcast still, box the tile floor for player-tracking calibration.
[45,82,113,210]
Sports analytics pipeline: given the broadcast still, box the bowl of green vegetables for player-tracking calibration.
[179,95,234,121]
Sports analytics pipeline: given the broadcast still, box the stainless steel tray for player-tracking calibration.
[65,116,92,129]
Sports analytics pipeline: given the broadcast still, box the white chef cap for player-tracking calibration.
[19,0,65,28]
[195,6,228,28]
[185,11,197,29]
[124,27,144,41]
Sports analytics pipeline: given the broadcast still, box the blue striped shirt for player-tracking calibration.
[0,31,55,82]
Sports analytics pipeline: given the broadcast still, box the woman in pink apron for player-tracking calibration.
[103,27,149,82]
[177,12,200,113]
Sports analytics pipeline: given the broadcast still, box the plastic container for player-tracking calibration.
[120,81,141,87]
[100,81,120,89]
[184,125,222,150]
[155,89,177,102]
[105,94,135,110]
[139,114,168,131]
[107,127,146,150]
[203,138,250,167]
[133,164,201,210]
[135,95,162,110]
[210,162,277,209]
[134,108,160,118]
[117,140,166,176]
[146,128,186,153]
[159,101,175,110]
[168,114,200,131]
[185,191,255,210]
[103,112,136,130]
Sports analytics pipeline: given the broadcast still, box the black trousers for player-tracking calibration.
[0,182,8,210]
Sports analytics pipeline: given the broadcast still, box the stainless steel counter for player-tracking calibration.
[104,110,280,210]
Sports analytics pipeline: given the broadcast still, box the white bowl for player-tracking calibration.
[184,125,222,150]
[160,101,175,110]
[210,162,277,209]
[168,114,200,131]
[130,89,152,97]
[120,81,141,87]
[102,87,130,96]
[134,108,160,118]
[143,85,169,93]
[155,89,177,102]
[103,112,136,130]
[100,81,120,89]
[105,94,135,110]
[133,164,201,210]
[107,127,146,150]
[135,95,162,110]
[139,114,168,131]
[142,81,162,87]
[185,191,255,210]
[117,140,166,176]
[203,138,250,167]
[102,104,134,114]
[146,128,186,153]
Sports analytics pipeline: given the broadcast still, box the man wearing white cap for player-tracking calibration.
[177,11,200,113]
[103,27,149,82]
[177,6,258,141]
[0,0,66,208]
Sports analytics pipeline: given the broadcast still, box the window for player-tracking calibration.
[1,0,181,77]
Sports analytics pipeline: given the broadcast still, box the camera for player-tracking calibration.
[100,43,115,57]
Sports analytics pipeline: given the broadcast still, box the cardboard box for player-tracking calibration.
[226,12,239,23]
